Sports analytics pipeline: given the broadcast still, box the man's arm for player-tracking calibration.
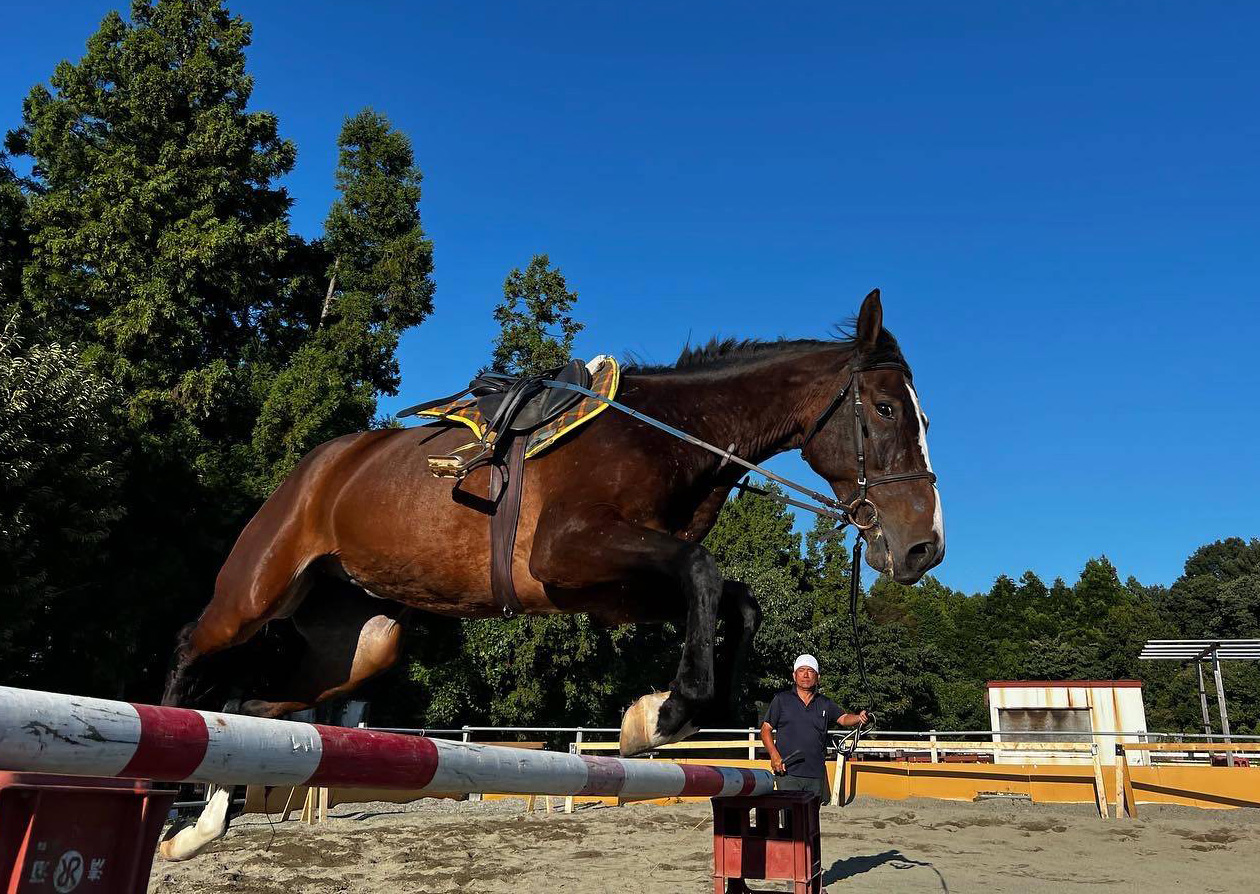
[759,722,785,775]
[836,709,870,728]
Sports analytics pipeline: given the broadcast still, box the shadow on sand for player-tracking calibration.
[823,849,948,891]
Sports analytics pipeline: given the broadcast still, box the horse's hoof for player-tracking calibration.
[158,786,231,861]
[619,692,698,756]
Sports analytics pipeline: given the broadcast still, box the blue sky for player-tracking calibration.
[3,2,1257,595]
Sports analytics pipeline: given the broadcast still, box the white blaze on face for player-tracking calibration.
[906,383,945,547]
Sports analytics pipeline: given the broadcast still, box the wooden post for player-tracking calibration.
[1211,647,1234,766]
[565,730,583,814]
[748,729,756,761]
[1091,744,1108,819]
[1113,745,1126,818]
[318,786,329,823]
[929,731,939,764]
[1196,661,1213,739]
[1122,748,1137,818]
[1114,745,1137,819]
[301,787,317,824]
[830,754,846,807]
[279,785,304,822]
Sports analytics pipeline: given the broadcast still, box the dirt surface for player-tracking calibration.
[148,795,1260,893]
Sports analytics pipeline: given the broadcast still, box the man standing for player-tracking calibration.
[759,654,869,803]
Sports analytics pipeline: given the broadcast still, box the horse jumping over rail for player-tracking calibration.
[160,289,944,856]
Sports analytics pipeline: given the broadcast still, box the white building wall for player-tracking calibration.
[987,683,1148,765]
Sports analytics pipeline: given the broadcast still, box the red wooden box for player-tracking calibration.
[0,773,175,894]
[712,791,821,894]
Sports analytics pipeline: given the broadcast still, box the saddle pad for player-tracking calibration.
[416,355,620,458]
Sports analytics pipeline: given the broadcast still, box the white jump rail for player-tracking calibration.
[0,687,773,801]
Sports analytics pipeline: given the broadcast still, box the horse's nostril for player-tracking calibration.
[906,541,937,571]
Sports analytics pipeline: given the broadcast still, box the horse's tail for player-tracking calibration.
[159,621,199,707]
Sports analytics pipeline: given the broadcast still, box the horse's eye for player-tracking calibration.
[875,403,894,419]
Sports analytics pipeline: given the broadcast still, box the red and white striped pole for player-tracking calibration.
[0,687,772,800]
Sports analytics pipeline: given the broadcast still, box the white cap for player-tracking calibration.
[793,654,819,674]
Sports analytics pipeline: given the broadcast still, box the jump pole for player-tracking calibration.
[0,686,772,800]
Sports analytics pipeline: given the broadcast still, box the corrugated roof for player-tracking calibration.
[1139,639,1260,661]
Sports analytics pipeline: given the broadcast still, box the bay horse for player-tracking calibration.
[160,289,944,857]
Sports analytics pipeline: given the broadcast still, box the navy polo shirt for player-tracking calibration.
[761,689,842,778]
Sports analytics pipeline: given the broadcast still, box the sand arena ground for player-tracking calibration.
[149,795,1260,893]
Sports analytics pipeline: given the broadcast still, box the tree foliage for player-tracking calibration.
[2,0,435,697]
[491,254,582,375]
[0,154,27,310]
[250,109,434,491]
[0,318,123,687]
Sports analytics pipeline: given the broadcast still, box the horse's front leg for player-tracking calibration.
[529,508,723,756]
[712,580,762,722]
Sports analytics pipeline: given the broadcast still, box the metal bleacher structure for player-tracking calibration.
[1139,639,1260,763]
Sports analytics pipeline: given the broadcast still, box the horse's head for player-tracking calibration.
[800,289,945,584]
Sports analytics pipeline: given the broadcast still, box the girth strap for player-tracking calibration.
[488,435,528,617]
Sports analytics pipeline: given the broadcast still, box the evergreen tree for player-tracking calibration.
[4,2,435,696]
[704,482,810,719]
[4,0,310,694]
[0,154,27,311]
[804,514,853,622]
[1182,537,1260,582]
[251,109,435,491]
[491,255,582,374]
[12,0,298,464]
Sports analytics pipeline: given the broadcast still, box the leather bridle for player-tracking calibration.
[800,361,938,532]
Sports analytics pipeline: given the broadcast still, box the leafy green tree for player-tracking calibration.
[804,514,853,622]
[4,2,436,698]
[1182,537,1260,582]
[0,154,27,311]
[5,0,309,695]
[491,254,583,375]
[251,108,435,491]
[12,0,298,463]
[0,318,123,688]
[705,482,812,720]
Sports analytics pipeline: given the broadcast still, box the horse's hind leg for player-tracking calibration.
[161,534,320,709]
[238,580,408,718]
[160,583,406,862]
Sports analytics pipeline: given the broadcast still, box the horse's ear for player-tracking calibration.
[856,288,883,352]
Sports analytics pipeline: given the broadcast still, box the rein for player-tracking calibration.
[539,380,850,521]
[841,535,877,756]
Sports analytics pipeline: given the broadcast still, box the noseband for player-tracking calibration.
[801,361,938,531]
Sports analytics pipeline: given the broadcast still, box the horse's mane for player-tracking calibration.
[622,324,907,375]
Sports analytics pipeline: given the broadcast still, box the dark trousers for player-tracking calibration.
[774,773,829,805]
